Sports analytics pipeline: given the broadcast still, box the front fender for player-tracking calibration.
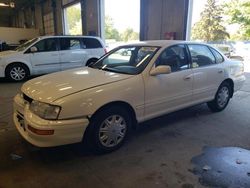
[54,75,145,122]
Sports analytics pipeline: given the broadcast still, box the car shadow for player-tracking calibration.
[18,103,212,165]
[0,75,42,84]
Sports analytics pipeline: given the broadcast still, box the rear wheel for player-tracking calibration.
[87,106,131,153]
[6,63,29,82]
[207,82,232,112]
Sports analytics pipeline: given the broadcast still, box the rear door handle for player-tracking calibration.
[218,70,223,74]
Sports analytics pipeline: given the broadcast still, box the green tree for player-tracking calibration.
[191,0,229,42]
[121,28,139,42]
[66,6,82,35]
[105,16,121,41]
[224,0,250,40]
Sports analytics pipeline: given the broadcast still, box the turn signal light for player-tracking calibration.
[28,125,54,135]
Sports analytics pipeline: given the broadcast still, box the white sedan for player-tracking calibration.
[13,41,245,153]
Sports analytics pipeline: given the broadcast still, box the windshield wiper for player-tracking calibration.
[101,67,130,74]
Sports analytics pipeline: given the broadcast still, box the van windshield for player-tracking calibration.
[89,46,159,75]
[15,38,39,52]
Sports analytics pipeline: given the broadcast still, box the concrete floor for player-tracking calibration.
[1,72,250,188]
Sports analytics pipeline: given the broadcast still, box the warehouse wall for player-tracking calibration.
[0,27,39,44]
[1,0,188,41]
[140,0,189,40]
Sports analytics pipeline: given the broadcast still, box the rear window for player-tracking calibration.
[210,47,224,63]
[82,38,102,49]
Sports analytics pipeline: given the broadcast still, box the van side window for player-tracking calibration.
[60,38,81,50]
[82,38,102,49]
[188,45,216,68]
[33,38,57,52]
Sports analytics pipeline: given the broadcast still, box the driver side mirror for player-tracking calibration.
[150,65,171,76]
[30,46,38,53]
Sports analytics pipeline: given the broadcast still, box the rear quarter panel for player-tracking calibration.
[223,59,245,92]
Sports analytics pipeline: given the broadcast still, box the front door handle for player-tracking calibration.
[183,76,192,80]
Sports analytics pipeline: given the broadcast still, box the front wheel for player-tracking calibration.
[88,106,131,153]
[207,82,232,112]
[6,64,29,82]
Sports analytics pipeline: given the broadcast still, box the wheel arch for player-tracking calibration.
[82,100,138,147]
[5,62,31,77]
[90,101,138,127]
[86,58,99,66]
[221,78,234,98]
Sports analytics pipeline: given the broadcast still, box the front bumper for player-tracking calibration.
[13,94,89,147]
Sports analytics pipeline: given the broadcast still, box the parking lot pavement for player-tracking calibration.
[1,73,250,188]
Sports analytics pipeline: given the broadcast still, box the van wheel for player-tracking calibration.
[88,106,131,153]
[6,64,29,82]
[207,82,232,112]
[86,58,98,66]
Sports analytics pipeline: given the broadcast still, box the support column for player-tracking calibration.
[52,0,58,35]
[80,0,87,35]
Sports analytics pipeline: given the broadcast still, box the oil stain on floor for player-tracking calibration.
[191,147,250,187]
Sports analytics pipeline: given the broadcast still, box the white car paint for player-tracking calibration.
[13,40,245,147]
[0,36,105,80]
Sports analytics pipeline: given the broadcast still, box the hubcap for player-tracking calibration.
[99,115,127,148]
[217,86,229,108]
[10,66,26,81]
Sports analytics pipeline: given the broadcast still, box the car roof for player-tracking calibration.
[121,40,210,48]
[37,35,102,40]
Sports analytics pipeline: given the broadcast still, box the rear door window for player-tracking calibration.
[82,38,102,49]
[187,45,216,68]
[210,47,224,63]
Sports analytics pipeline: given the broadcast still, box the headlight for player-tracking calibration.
[30,100,61,120]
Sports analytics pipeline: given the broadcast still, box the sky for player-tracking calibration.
[105,0,140,32]
[192,0,206,26]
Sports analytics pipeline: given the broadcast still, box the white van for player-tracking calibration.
[0,36,106,81]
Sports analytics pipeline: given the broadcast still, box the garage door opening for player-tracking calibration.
[188,0,250,67]
[63,3,82,35]
[104,0,140,50]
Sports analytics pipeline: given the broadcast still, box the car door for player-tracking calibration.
[144,44,193,120]
[187,44,225,103]
[29,38,60,74]
[59,38,87,70]
[82,37,104,58]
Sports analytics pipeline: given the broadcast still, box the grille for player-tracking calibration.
[23,93,33,104]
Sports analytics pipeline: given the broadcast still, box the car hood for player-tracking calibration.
[22,67,133,103]
[0,50,20,57]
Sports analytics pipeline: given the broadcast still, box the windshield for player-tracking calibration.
[90,46,159,75]
[15,38,39,52]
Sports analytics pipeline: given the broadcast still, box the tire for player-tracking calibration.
[6,63,29,82]
[86,58,98,67]
[207,82,232,112]
[87,106,132,154]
